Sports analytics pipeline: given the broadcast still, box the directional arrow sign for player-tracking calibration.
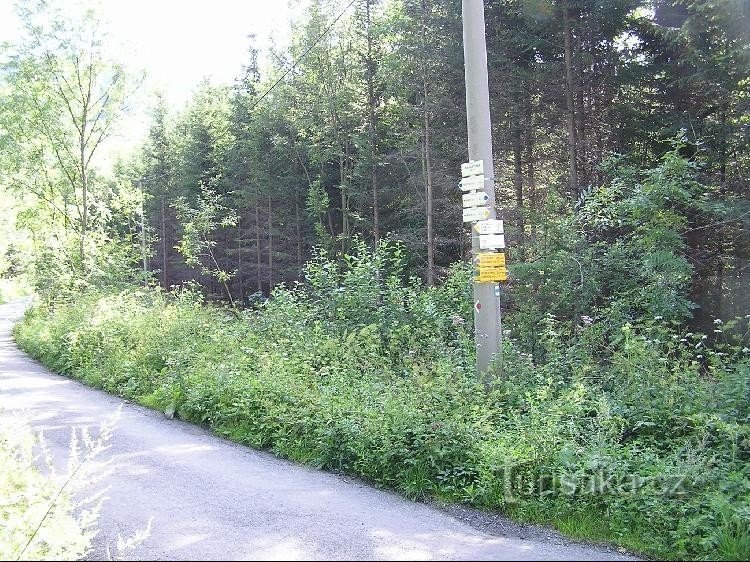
[461,160,484,177]
[474,263,508,282]
[473,219,504,235]
[475,269,508,283]
[459,175,486,191]
[479,234,505,250]
[463,206,490,223]
[462,192,489,207]
[478,252,506,266]
[476,252,506,267]
[477,266,507,275]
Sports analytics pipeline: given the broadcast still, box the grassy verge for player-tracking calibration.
[13,265,750,560]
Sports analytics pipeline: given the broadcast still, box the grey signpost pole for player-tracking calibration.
[462,0,502,376]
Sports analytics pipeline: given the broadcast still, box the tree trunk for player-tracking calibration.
[422,0,435,286]
[592,68,604,187]
[140,196,148,286]
[575,27,586,188]
[79,125,88,271]
[327,209,335,240]
[161,191,168,289]
[563,7,579,205]
[63,191,70,234]
[719,107,727,185]
[340,150,349,241]
[525,97,536,230]
[255,203,262,293]
[296,191,303,269]
[512,111,524,254]
[267,194,273,293]
[365,0,380,244]
[237,216,243,302]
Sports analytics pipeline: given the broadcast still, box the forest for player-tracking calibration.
[1,0,749,560]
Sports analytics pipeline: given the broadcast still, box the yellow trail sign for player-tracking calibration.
[475,269,508,282]
[474,256,508,281]
[476,252,506,266]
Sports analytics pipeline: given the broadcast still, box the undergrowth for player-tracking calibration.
[14,239,749,560]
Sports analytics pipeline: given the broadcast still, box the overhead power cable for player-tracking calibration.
[247,0,358,113]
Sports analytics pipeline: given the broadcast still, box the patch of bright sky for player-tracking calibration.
[103,0,293,107]
[1,0,299,160]
[613,7,652,63]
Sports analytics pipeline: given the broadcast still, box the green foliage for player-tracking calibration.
[509,148,715,358]
[306,179,332,248]
[28,233,143,306]
[173,184,239,304]
[14,241,750,560]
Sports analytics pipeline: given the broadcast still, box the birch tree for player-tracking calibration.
[1,1,137,271]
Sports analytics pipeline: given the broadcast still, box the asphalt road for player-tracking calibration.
[0,299,638,561]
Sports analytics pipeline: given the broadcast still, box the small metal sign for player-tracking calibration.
[463,206,490,223]
[461,160,484,177]
[473,219,504,235]
[475,268,508,282]
[476,252,506,267]
[459,175,486,191]
[479,234,505,250]
[462,192,489,207]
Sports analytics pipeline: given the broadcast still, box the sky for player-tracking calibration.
[0,0,297,156]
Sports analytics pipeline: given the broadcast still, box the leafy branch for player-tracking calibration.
[173,184,238,307]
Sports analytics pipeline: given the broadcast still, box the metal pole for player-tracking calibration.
[462,0,502,376]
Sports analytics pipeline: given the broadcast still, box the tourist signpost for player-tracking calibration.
[462,0,505,376]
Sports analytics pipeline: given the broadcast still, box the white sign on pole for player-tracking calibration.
[461,160,484,177]
[463,206,490,223]
[462,192,489,207]
[459,175,486,191]
[479,233,506,250]
[473,219,504,235]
